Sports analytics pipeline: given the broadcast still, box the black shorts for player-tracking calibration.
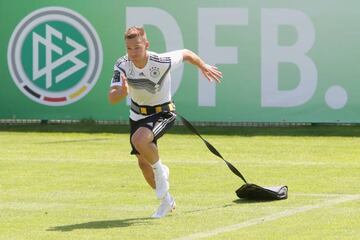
[129,111,177,155]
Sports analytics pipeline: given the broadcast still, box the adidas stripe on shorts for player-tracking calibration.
[129,111,176,155]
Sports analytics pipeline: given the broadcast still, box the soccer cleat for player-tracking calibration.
[154,164,169,199]
[151,196,176,218]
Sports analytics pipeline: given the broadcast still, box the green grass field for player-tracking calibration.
[1,124,360,240]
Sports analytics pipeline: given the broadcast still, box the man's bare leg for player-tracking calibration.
[131,127,169,199]
[136,154,155,189]
[132,126,175,218]
[131,127,159,165]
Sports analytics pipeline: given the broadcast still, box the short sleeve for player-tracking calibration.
[159,50,183,71]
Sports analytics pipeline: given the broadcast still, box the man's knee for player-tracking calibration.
[131,127,154,149]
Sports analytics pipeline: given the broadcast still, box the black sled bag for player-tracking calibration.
[179,115,288,201]
[236,183,288,200]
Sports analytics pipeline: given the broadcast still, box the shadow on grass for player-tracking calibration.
[232,198,282,204]
[47,217,154,231]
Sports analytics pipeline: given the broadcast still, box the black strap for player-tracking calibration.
[178,114,248,184]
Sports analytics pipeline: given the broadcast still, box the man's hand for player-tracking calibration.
[120,74,129,96]
[108,74,129,104]
[200,64,222,83]
[182,49,223,83]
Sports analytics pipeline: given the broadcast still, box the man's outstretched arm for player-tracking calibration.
[182,49,223,83]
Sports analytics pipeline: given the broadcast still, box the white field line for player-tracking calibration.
[174,194,360,240]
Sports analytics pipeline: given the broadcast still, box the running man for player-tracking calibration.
[109,26,222,218]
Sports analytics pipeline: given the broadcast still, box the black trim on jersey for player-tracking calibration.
[115,56,129,67]
[115,56,128,77]
[119,67,126,77]
[149,54,171,64]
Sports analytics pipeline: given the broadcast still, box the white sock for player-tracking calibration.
[151,160,164,176]
[164,192,172,203]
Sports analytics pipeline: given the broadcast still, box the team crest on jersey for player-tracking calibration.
[150,66,160,78]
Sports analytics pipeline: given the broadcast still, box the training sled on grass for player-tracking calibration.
[179,115,288,201]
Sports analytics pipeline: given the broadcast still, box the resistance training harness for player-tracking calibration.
[131,101,288,201]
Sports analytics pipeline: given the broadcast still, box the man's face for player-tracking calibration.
[125,36,148,62]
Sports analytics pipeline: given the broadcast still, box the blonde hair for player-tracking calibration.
[124,26,147,41]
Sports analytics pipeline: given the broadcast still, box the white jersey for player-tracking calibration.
[111,50,183,121]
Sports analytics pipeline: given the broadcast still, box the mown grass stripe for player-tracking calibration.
[174,194,360,240]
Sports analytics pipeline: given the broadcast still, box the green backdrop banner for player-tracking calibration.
[1,0,360,122]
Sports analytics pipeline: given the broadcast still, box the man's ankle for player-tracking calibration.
[151,160,164,175]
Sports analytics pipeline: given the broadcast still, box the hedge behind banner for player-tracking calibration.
[1,0,360,122]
